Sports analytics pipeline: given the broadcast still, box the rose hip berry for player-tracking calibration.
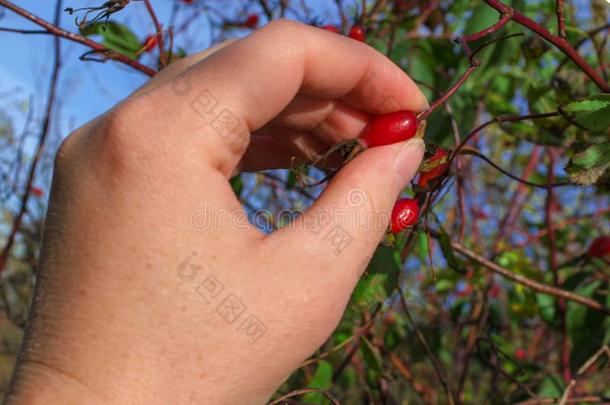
[141,35,158,53]
[322,25,341,34]
[361,111,418,148]
[244,14,259,28]
[390,198,420,234]
[348,25,365,42]
[418,148,450,187]
[515,348,527,361]
[587,236,610,257]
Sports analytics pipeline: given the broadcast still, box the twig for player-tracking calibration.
[483,0,609,92]
[545,149,571,385]
[449,112,561,164]
[0,27,49,34]
[555,0,567,38]
[459,148,574,189]
[398,287,456,405]
[257,0,273,20]
[446,239,610,316]
[0,0,156,76]
[420,33,523,120]
[0,0,63,274]
[269,388,341,405]
[143,0,166,68]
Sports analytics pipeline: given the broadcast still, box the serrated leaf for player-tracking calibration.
[565,142,610,185]
[562,94,610,132]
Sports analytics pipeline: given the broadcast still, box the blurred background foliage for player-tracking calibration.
[1,0,610,404]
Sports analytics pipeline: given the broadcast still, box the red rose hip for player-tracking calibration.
[587,236,610,257]
[322,24,341,34]
[348,25,366,42]
[244,14,259,28]
[361,111,418,148]
[390,198,420,234]
[141,35,158,53]
[418,148,450,187]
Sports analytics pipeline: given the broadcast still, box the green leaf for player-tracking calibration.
[303,360,333,404]
[537,375,564,397]
[417,231,430,262]
[229,175,243,197]
[565,142,610,185]
[566,281,607,369]
[360,337,383,375]
[437,227,466,274]
[464,4,500,36]
[81,21,142,60]
[561,94,610,132]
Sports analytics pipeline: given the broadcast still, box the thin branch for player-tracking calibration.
[143,0,166,68]
[449,112,561,164]
[0,27,49,34]
[0,0,156,76]
[257,0,273,20]
[459,148,574,189]
[483,0,609,92]
[269,388,341,405]
[0,0,63,274]
[398,287,456,405]
[555,0,567,38]
[446,239,610,316]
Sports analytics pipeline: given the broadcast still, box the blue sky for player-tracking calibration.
[0,0,345,131]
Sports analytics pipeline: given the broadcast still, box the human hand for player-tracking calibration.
[8,20,426,405]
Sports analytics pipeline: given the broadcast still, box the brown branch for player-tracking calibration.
[269,388,341,405]
[483,0,609,92]
[555,0,567,38]
[257,0,273,20]
[0,0,63,274]
[447,240,610,316]
[0,0,156,77]
[492,145,542,255]
[143,0,166,68]
[459,148,573,189]
[516,397,610,405]
[398,287,456,405]
[449,112,561,164]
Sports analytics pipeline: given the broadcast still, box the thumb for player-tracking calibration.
[273,137,425,271]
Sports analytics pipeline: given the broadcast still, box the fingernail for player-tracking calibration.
[394,138,425,184]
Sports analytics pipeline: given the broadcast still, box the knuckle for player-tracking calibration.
[264,18,303,35]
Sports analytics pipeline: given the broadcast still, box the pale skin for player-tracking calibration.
[7,20,427,404]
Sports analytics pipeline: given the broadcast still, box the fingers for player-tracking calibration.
[270,137,425,280]
[148,19,427,178]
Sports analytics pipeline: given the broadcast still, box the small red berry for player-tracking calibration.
[489,284,501,298]
[390,198,420,234]
[515,348,527,361]
[588,236,610,257]
[418,148,449,187]
[181,0,194,4]
[30,186,43,198]
[322,25,341,34]
[361,111,418,148]
[348,25,365,42]
[244,14,259,28]
[141,35,158,53]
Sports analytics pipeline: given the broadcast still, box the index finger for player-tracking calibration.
[153,19,427,175]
